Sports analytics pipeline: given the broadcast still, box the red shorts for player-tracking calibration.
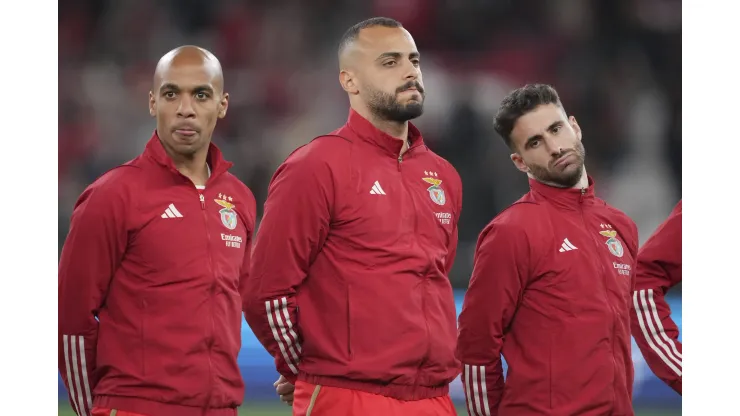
[91,408,148,416]
[292,380,457,416]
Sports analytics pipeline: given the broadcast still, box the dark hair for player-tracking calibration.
[338,17,403,59]
[493,84,563,149]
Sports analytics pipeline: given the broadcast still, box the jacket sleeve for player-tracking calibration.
[244,147,335,382]
[630,201,682,395]
[457,220,530,416]
[239,191,258,318]
[58,178,129,415]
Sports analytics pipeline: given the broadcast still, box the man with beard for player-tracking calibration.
[456,84,639,416]
[244,17,462,416]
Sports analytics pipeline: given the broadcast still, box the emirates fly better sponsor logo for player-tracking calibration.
[221,233,243,248]
[435,212,452,225]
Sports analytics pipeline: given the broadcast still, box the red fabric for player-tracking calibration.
[631,200,682,395]
[91,408,148,416]
[293,381,457,416]
[245,109,463,400]
[457,177,640,416]
[58,132,256,415]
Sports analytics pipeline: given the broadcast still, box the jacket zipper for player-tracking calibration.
[198,190,216,406]
[579,187,618,410]
[398,150,432,388]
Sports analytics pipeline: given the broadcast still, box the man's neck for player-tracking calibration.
[528,166,589,190]
[352,105,410,154]
[572,167,589,189]
[171,150,210,186]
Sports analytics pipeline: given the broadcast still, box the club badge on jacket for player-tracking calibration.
[215,194,238,230]
[422,171,445,206]
[599,224,624,258]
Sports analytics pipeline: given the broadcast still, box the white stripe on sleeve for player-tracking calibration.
[633,290,682,376]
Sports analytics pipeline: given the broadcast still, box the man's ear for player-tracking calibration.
[149,91,156,117]
[218,92,229,119]
[569,115,582,141]
[339,70,359,95]
[510,152,529,173]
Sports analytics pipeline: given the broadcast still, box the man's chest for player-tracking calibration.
[125,184,250,282]
[531,211,635,306]
[333,161,456,250]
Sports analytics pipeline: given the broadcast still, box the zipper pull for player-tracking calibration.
[397,155,403,171]
[199,194,205,210]
[580,187,585,203]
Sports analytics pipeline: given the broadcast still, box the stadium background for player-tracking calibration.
[58,0,682,414]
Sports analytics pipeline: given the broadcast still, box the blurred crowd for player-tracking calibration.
[59,0,681,288]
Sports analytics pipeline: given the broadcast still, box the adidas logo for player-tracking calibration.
[559,238,578,252]
[161,203,183,218]
[369,181,386,195]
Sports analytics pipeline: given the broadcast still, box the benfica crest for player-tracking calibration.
[215,198,238,230]
[422,177,446,206]
[599,230,624,258]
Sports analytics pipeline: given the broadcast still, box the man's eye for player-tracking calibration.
[164,92,176,99]
[384,60,397,67]
[196,92,209,100]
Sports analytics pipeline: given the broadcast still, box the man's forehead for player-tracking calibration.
[356,26,417,55]
[514,104,565,133]
[154,64,221,90]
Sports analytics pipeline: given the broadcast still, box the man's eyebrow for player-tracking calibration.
[376,52,402,61]
[159,84,215,94]
[192,85,215,94]
[375,52,421,61]
[159,83,179,92]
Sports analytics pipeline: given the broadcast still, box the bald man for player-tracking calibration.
[58,45,257,416]
[244,18,462,416]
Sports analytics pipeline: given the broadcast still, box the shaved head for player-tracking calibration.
[337,18,425,124]
[153,45,224,93]
[338,17,403,70]
[149,45,229,163]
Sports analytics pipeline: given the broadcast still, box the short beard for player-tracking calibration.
[366,82,424,123]
[527,141,586,188]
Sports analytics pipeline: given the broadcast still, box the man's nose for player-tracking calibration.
[177,97,195,117]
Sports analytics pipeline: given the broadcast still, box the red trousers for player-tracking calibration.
[292,380,457,416]
[91,408,148,416]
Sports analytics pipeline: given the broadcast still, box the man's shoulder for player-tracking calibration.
[283,134,355,168]
[482,198,544,237]
[85,163,143,195]
[596,198,637,228]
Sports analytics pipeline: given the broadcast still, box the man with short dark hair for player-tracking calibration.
[457,84,639,415]
[244,17,462,416]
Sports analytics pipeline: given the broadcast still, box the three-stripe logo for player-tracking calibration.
[633,289,682,376]
[161,203,183,218]
[559,238,578,252]
[369,181,386,195]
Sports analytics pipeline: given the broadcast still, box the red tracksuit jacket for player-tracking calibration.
[244,109,463,400]
[457,178,639,416]
[58,133,256,416]
[630,200,682,395]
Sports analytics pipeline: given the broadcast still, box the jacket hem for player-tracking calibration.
[93,395,237,416]
[298,373,449,401]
